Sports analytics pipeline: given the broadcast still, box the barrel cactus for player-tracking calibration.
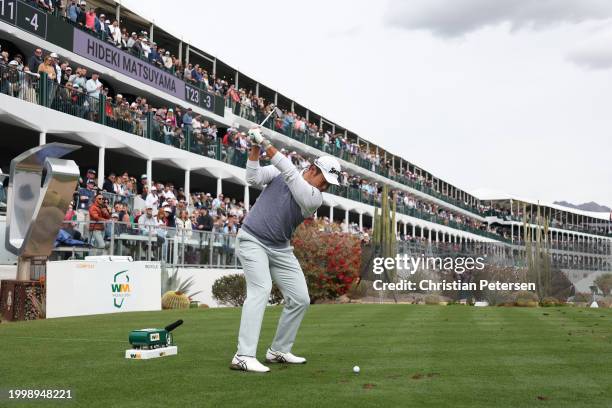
[161,291,190,309]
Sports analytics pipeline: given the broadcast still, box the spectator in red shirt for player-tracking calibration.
[85,8,97,31]
[89,193,110,248]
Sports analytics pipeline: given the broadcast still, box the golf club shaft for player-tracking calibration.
[259,107,276,127]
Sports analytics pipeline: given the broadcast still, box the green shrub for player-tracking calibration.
[212,274,247,306]
[514,291,539,307]
[597,296,612,308]
[572,292,591,303]
[346,280,368,300]
[594,273,612,296]
[541,297,562,307]
[212,274,283,307]
[424,294,441,305]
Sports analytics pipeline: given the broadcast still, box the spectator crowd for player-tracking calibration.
[0,5,495,244]
[6,1,482,214]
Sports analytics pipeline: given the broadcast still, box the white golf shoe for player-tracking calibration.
[230,354,270,373]
[265,348,307,364]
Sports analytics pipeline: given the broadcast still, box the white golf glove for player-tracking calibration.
[248,127,264,145]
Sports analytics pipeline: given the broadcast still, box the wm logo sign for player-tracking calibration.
[111,270,131,308]
[111,283,131,292]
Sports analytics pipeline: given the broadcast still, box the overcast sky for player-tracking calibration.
[123,0,612,207]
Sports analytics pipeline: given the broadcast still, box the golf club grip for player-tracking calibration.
[164,319,184,332]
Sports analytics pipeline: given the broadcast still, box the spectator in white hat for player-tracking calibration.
[85,72,102,99]
[109,20,122,46]
[162,51,173,70]
[145,185,160,212]
[138,206,160,235]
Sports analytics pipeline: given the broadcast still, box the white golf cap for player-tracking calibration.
[313,156,341,186]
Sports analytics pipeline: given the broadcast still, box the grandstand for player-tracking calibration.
[0,0,611,291]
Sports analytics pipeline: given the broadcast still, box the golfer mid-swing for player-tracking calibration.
[230,127,341,373]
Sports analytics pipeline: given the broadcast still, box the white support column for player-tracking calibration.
[359,212,363,231]
[244,185,250,210]
[216,178,223,196]
[413,225,416,237]
[146,159,152,189]
[97,147,105,189]
[436,230,439,242]
[403,222,407,237]
[39,131,46,145]
[329,206,334,222]
[344,209,349,232]
[184,169,190,206]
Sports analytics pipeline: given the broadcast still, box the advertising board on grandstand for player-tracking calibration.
[73,29,184,99]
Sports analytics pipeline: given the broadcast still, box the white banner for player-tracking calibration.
[46,260,161,318]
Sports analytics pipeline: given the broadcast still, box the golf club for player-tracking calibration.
[258,104,280,127]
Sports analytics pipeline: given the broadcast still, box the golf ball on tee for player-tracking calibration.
[353,365,360,373]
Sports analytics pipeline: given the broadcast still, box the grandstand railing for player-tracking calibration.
[3,0,486,218]
[485,211,612,238]
[327,184,507,242]
[2,66,603,243]
[232,102,486,217]
[7,1,611,241]
[11,0,225,116]
[51,221,240,268]
[0,66,515,243]
[390,239,612,271]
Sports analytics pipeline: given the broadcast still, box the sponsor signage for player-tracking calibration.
[72,29,218,114]
[46,260,161,318]
[73,29,184,99]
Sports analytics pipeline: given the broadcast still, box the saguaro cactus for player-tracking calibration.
[523,203,552,298]
[372,185,398,280]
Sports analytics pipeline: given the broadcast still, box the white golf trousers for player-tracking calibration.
[236,229,310,357]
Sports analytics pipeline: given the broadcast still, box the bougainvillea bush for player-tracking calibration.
[291,218,362,303]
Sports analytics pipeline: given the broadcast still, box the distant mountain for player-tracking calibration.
[554,201,610,213]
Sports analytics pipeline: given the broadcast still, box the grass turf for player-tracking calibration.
[1,304,611,408]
